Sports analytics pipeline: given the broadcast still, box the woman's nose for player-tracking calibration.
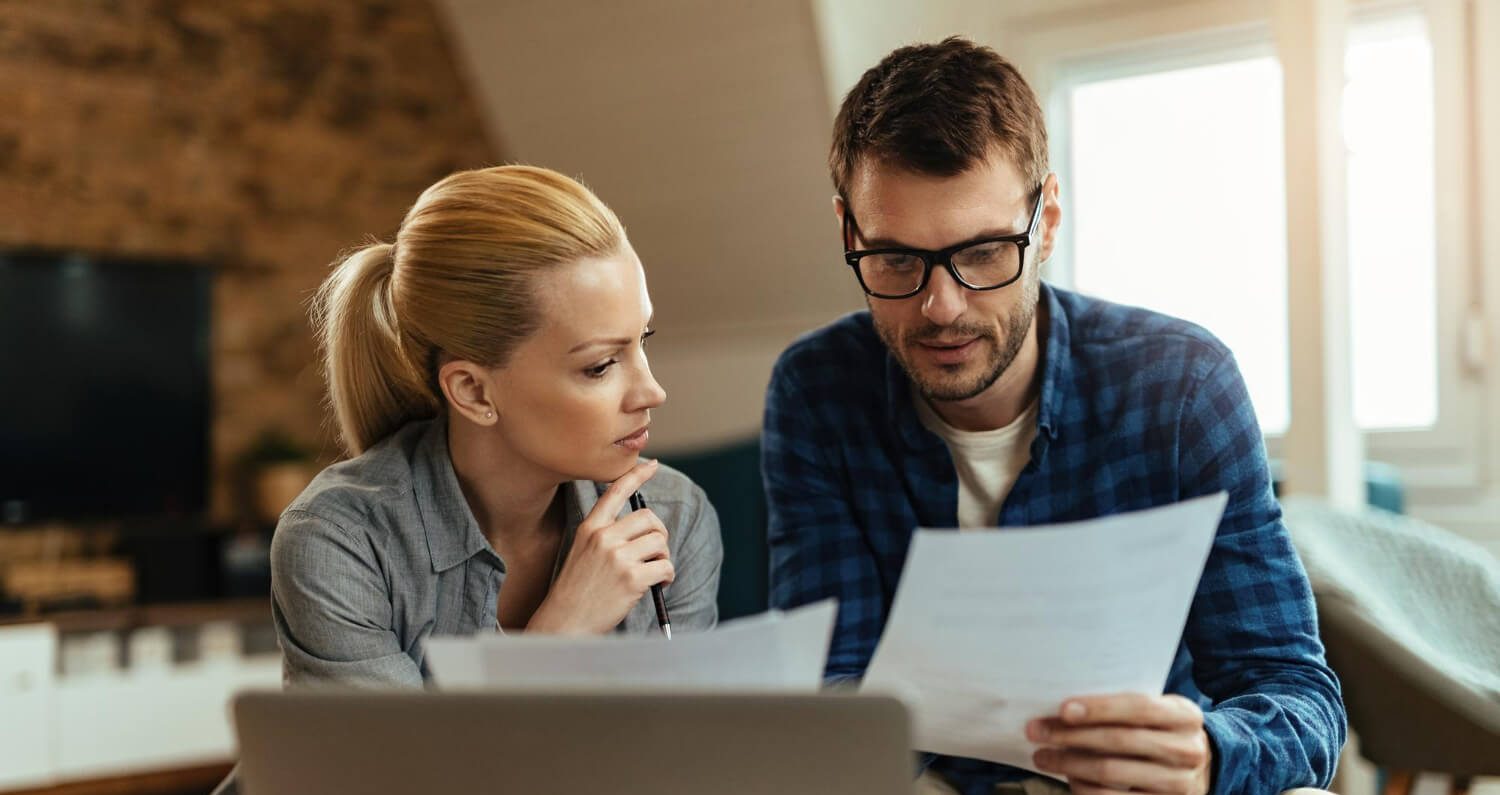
[632,363,666,411]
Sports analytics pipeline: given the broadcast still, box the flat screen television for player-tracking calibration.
[0,250,212,524]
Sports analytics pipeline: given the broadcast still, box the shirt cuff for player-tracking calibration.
[1201,708,1249,794]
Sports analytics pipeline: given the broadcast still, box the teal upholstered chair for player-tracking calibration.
[1269,459,1406,515]
[659,438,768,620]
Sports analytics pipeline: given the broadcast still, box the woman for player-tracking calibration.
[273,165,722,685]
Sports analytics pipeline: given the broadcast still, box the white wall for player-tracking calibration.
[435,0,863,451]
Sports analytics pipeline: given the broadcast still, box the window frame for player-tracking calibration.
[1007,0,1486,496]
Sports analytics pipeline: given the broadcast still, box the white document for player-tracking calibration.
[861,493,1227,772]
[425,599,837,692]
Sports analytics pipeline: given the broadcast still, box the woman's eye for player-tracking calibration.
[641,329,656,346]
[585,359,618,379]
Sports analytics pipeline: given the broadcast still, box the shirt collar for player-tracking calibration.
[1036,281,1068,444]
[412,416,489,573]
[886,281,1069,451]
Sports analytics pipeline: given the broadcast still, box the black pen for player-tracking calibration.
[629,491,672,639]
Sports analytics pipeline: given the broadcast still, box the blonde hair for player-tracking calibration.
[312,165,626,455]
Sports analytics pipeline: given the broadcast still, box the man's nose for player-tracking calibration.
[921,264,968,327]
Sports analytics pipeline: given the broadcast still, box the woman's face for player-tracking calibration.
[489,244,666,483]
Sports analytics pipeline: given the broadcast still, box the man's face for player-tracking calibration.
[840,153,1058,403]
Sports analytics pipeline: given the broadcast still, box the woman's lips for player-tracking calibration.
[615,427,650,452]
[917,337,980,366]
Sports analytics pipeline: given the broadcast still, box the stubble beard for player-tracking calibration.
[874,278,1039,403]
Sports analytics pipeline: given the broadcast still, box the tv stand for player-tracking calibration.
[0,598,280,794]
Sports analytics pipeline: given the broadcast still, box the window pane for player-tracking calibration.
[1070,57,1290,432]
[1345,21,1438,429]
[1068,24,1441,435]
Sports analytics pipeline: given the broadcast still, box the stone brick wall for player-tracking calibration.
[0,0,496,521]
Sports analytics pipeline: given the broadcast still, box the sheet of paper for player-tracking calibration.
[861,493,1227,772]
[425,599,837,692]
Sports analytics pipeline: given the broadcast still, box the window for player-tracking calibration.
[1063,17,1439,434]
[1344,19,1437,430]
[1068,55,1290,431]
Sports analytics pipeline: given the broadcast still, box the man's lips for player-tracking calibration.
[919,337,979,349]
[915,336,982,365]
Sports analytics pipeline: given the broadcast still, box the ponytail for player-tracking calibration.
[313,242,439,455]
[312,165,625,456]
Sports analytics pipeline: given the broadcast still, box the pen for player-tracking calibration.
[629,491,672,639]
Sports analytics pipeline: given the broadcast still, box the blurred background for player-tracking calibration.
[0,1,1496,793]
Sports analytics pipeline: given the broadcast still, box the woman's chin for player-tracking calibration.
[574,449,644,485]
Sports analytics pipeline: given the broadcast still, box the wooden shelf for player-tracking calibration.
[2,762,233,795]
[0,598,269,632]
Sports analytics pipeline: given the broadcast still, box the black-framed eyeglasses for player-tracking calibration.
[841,186,1045,299]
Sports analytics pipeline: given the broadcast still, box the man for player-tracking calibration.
[763,37,1346,794]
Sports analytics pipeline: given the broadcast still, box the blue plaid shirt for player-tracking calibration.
[763,283,1346,794]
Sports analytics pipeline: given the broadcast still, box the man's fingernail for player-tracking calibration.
[1027,721,1047,740]
[1063,702,1086,720]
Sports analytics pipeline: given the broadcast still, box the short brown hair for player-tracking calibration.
[829,37,1049,200]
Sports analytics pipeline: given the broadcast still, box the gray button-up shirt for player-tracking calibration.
[270,416,723,687]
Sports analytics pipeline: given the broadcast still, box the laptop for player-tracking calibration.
[232,691,913,795]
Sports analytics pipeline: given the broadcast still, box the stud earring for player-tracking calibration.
[484,411,494,419]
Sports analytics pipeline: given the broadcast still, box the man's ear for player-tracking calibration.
[833,195,850,249]
[437,360,498,426]
[1036,172,1063,265]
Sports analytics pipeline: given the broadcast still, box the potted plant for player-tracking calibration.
[240,429,318,524]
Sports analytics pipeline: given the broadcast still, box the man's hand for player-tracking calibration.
[1025,693,1212,794]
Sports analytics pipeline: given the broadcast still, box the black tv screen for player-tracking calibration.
[0,251,212,524]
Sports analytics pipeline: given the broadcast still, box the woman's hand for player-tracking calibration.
[527,460,673,634]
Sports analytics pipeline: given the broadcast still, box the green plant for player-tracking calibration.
[240,428,313,467]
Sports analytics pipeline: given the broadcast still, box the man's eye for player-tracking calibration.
[873,254,920,271]
[960,243,1005,264]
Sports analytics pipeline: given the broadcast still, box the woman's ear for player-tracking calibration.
[437,360,499,426]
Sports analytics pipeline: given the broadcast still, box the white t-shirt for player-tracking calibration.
[913,387,1039,529]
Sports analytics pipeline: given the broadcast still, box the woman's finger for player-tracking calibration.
[582,460,659,532]
[593,509,668,549]
[634,558,675,589]
[620,530,670,564]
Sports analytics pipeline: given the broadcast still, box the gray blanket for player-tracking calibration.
[1282,497,1500,701]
